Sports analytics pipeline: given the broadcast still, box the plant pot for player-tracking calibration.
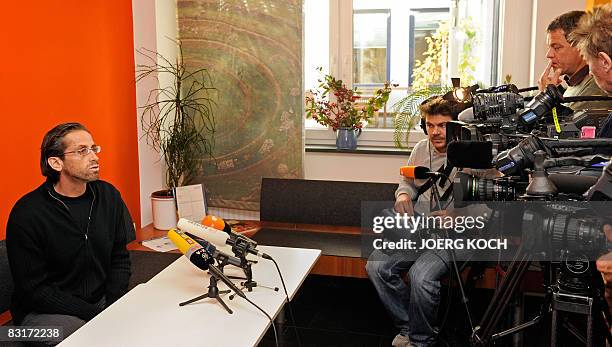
[335,127,362,150]
[151,189,177,230]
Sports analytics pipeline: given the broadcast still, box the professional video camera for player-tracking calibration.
[458,83,611,134]
[460,157,612,346]
[446,84,612,165]
[469,84,530,124]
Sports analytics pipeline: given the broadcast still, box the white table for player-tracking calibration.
[58,246,321,347]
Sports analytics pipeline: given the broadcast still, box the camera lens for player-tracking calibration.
[453,172,516,204]
[517,85,564,129]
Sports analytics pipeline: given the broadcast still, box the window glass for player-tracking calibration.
[353,11,390,85]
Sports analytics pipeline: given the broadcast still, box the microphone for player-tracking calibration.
[202,215,272,260]
[202,215,232,234]
[447,141,494,169]
[184,232,244,268]
[167,229,246,299]
[177,218,234,255]
[181,217,272,260]
[400,166,442,179]
[202,216,259,247]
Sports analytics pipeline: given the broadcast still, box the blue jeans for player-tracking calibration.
[366,248,471,347]
[19,296,106,346]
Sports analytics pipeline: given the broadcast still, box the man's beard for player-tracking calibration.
[68,163,100,183]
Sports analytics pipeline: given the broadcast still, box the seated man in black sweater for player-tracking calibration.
[6,122,133,345]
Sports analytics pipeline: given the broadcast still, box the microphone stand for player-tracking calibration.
[217,243,280,299]
[178,271,233,314]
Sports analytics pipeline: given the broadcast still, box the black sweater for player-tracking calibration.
[6,180,133,323]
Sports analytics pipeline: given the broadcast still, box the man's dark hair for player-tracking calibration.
[419,95,462,120]
[40,122,89,182]
[547,10,586,43]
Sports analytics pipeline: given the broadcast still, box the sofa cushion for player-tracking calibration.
[260,178,397,226]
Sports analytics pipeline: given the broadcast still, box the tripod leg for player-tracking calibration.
[551,307,558,347]
[445,240,475,331]
[216,296,233,314]
[179,293,211,306]
[473,247,532,345]
[587,312,593,347]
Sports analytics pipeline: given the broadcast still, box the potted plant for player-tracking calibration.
[136,41,216,230]
[305,68,391,149]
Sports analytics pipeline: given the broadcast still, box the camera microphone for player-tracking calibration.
[400,166,442,179]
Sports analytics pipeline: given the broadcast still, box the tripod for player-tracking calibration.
[471,245,612,346]
[217,247,280,300]
[179,273,233,314]
[428,174,478,336]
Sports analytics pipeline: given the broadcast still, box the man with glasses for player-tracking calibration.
[6,122,133,345]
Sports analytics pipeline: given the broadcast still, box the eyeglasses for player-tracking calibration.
[63,145,102,157]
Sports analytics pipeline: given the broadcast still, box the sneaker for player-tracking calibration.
[391,333,413,347]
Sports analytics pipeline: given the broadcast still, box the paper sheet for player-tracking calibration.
[141,236,178,252]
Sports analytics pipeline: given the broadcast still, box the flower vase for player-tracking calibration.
[335,127,361,150]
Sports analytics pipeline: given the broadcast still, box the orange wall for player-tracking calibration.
[0,2,141,239]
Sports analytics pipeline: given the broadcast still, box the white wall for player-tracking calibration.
[155,0,179,90]
[132,0,179,226]
[132,0,163,227]
[529,0,586,86]
[499,0,534,88]
[305,152,407,183]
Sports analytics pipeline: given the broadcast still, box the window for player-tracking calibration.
[304,0,501,144]
[409,8,449,86]
[353,10,390,86]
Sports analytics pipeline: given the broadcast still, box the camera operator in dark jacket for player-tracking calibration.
[6,122,133,345]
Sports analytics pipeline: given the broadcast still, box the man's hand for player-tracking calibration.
[596,225,612,285]
[394,194,414,215]
[538,61,563,91]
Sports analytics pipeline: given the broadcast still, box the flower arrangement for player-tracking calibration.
[305,68,392,130]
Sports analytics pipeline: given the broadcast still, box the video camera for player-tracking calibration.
[446,84,612,164]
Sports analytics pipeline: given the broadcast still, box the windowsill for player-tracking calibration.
[305,127,426,149]
[306,144,411,156]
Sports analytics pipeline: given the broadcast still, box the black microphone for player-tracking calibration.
[168,229,246,299]
[184,232,244,268]
[447,141,494,169]
[202,215,272,260]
